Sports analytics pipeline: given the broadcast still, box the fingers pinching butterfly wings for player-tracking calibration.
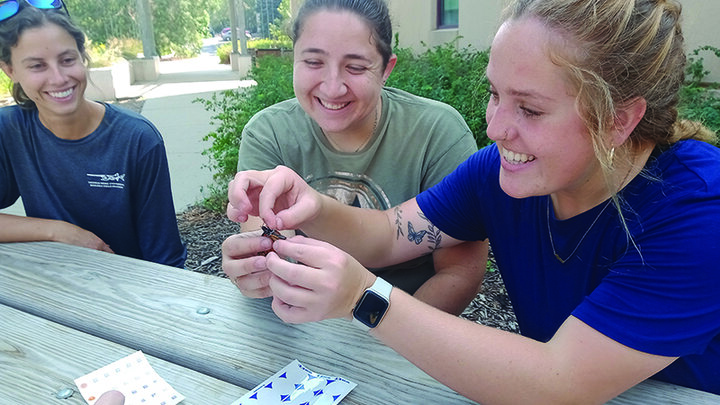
[265,236,368,322]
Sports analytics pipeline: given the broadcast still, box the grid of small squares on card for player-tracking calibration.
[74,351,184,405]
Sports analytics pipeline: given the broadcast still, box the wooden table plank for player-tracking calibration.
[0,242,473,404]
[0,304,247,404]
[607,379,720,404]
[2,242,717,404]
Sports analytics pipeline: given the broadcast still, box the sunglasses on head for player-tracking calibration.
[0,0,68,22]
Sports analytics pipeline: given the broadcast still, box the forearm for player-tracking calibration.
[374,289,554,404]
[372,290,580,404]
[372,290,672,405]
[0,213,60,242]
[301,196,457,268]
[0,213,112,253]
[412,272,480,315]
[413,240,488,315]
[299,194,398,265]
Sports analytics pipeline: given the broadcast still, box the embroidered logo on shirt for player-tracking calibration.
[87,173,126,189]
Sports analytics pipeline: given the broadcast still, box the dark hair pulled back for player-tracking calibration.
[0,6,88,108]
[292,0,393,68]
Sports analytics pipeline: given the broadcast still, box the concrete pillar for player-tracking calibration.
[131,56,160,82]
[230,53,252,77]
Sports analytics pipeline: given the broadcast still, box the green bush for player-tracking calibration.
[679,46,720,135]
[194,54,294,211]
[388,40,491,147]
[87,40,122,68]
[108,37,143,61]
[247,38,293,50]
[216,42,233,65]
[87,38,143,68]
[217,39,294,66]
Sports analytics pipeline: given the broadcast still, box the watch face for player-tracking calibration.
[353,290,389,328]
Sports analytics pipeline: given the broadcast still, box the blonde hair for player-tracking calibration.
[502,0,716,188]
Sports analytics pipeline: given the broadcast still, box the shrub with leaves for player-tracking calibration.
[216,42,233,65]
[387,40,491,148]
[248,38,293,50]
[679,46,720,135]
[194,54,294,211]
[87,41,122,68]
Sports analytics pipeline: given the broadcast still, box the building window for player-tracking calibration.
[437,0,459,29]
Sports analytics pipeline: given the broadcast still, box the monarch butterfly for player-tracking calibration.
[259,225,286,256]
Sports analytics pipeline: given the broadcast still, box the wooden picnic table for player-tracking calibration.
[0,241,718,404]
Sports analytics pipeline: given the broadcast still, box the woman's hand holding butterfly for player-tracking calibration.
[227,166,323,231]
[263,235,375,324]
[222,230,275,298]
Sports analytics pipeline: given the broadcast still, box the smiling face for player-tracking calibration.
[2,22,87,121]
[486,18,607,213]
[292,10,395,138]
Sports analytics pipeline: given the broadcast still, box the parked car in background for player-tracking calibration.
[221,27,232,41]
[221,27,252,41]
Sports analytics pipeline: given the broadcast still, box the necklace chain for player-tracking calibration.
[546,199,612,264]
[546,156,638,264]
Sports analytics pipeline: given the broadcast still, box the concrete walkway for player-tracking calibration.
[134,55,254,213]
[1,41,255,216]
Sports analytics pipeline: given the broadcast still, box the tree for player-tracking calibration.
[152,0,209,57]
[256,0,281,38]
[66,0,137,43]
[66,0,215,58]
[206,0,258,37]
[268,0,291,41]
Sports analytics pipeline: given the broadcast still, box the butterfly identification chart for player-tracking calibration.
[231,360,357,405]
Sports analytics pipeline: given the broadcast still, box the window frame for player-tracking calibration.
[436,0,459,29]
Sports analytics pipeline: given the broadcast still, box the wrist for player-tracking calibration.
[352,276,392,330]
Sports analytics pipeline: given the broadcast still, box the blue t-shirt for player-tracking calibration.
[417,140,720,394]
[0,104,186,268]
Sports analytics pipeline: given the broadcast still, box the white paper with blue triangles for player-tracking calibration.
[231,359,357,404]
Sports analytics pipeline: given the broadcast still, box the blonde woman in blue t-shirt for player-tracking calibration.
[224,0,720,402]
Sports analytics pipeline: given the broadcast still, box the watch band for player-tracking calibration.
[352,277,392,330]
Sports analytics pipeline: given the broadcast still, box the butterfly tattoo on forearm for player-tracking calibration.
[407,212,442,250]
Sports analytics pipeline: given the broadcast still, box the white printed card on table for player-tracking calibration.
[74,350,184,405]
[232,359,357,405]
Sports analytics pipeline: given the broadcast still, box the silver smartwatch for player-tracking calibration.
[352,277,392,329]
